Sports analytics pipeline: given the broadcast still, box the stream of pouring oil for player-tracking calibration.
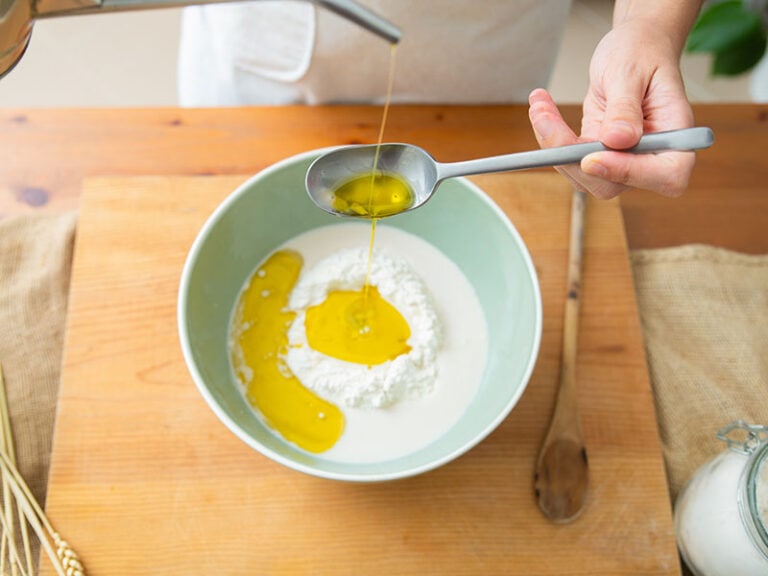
[364,44,399,296]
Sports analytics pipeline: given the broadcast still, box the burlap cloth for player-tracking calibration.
[630,244,768,501]
[0,213,766,569]
[0,212,77,507]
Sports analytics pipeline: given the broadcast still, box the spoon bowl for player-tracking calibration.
[305,143,438,217]
[305,127,715,218]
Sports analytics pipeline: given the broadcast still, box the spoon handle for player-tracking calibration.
[435,127,714,181]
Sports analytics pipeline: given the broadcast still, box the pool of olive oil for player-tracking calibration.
[330,172,414,218]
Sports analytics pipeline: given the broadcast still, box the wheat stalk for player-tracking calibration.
[0,364,85,576]
[0,363,33,576]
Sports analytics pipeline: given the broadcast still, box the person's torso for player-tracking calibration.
[178,0,572,105]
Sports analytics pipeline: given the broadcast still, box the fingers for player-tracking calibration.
[529,89,629,198]
[528,88,696,199]
[528,88,579,146]
[598,66,646,149]
[582,150,696,198]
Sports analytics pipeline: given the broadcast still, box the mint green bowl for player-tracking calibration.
[178,149,541,482]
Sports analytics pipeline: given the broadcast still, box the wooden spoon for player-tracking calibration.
[534,187,589,522]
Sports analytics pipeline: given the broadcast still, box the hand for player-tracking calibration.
[528,18,696,199]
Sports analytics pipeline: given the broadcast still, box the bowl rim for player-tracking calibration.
[177,148,542,482]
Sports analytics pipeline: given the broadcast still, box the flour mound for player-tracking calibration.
[283,247,443,409]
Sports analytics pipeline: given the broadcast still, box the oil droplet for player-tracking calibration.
[305,286,411,366]
[232,250,344,453]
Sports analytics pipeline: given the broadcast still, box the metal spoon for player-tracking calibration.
[305,127,714,217]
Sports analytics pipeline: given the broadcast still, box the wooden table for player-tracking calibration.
[1,105,766,575]
[2,104,767,253]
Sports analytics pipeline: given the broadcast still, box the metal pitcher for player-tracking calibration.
[0,0,400,79]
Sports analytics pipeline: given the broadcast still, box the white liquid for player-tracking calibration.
[279,223,488,463]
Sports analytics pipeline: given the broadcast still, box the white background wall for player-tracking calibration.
[0,0,755,107]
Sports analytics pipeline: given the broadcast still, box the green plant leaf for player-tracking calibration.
[686,0,763,53]
[712,26,767,75]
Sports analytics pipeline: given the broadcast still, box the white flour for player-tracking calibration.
[283,247,443,409]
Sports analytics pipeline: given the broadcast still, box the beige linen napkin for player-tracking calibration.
[0,211,77,507]
[630,244,768,501]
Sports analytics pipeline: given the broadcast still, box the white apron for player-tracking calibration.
[177,0,572,106]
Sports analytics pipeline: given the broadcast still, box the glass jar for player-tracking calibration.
[674,421,768,576]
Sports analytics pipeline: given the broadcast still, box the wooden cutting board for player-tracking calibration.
[44,173,681,575]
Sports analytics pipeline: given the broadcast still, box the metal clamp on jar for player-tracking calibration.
[674,420,768,576]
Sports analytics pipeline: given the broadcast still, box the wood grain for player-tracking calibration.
[43,172,680,575]
[1,105,766,252]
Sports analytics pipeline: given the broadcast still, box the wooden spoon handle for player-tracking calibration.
[534,187,589,522]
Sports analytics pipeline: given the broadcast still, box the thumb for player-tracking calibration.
[599,71,647,149]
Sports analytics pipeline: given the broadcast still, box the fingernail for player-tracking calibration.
[583,157,607,178]
[528,88,547,104]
